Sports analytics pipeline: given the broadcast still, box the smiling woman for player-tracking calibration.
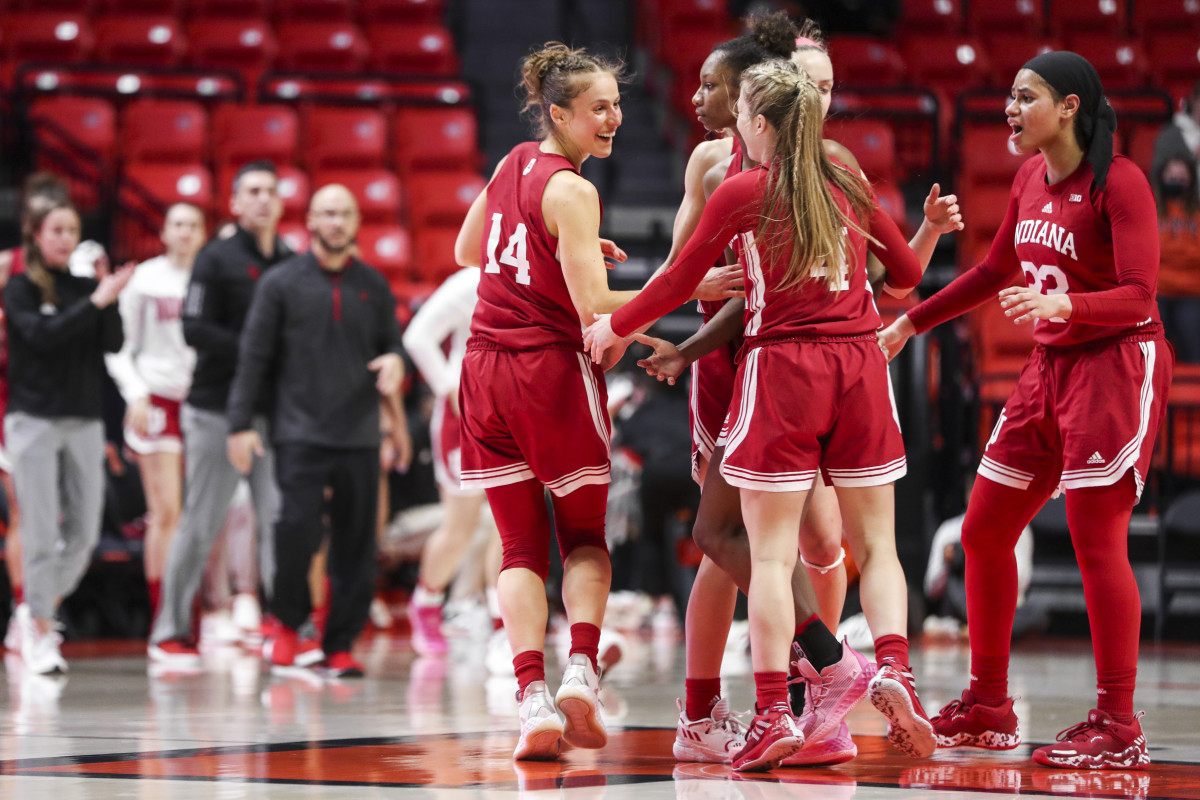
[449,42,642,763]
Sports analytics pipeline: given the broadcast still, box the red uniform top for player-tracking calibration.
[470,141,598,350]
[612,163,922,340]
[697,136,746,320]
[908,154,1162,346]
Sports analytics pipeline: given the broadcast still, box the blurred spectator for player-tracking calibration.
[613,368,697,628]
[1152,80,1200,201]
[4,196,132,674]
[1151,155,1200,363]
[227,184,409,678]
[923,477,1047,641]
[105,203,206,625]
[149,161,293,670]
[0,172,72,652]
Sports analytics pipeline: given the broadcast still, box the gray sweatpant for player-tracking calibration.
[151,404,278,644]
[5,413,105,621]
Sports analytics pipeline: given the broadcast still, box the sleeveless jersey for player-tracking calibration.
[470,141,597,350]
[612,164,922,340]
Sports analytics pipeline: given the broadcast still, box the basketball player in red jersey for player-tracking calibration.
[880,52,1171,770]
[452,43,640,762]
[587,60,936,770]
[659,24,962,767]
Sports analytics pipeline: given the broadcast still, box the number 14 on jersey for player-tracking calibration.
[485,212,531,285]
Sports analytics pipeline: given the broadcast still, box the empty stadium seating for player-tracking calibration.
[276,21,368,73]
[367,23,458,76]
[311,168,403,222]
[303,106,387,169]
[212,103,299,171]
[121,98,208,163]
[394,106,479,173]
[93,14,184,67]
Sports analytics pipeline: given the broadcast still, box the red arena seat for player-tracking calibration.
[93,14,184,67]
[827,36,907,87]
[3,12,93,66]
[28,96,117,163]
[121,99,208,163]
[822,118,898,182]
[357,224,412,275]
[393,106,479,173]
[212,104,299,171]
[311,168,403,223]
[1064,33,1148,90]
[360,0,445,24]
[367,23,459,76]
[186,19,277,80]
[1049,0,1128,36]
[276,21,367,73]
[304,107,387,170]
[405,171,485,231]
[122,162,213,210]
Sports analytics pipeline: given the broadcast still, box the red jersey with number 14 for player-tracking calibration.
[471,141,599,350]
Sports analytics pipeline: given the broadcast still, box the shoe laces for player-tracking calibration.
[1056,719,1101,743]
[932,697,964,723]
[709,697,748,735]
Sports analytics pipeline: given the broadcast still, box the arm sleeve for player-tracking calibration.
[3,276,105,354]
[182,248,241,356]
[868,200,923,293]
[402,271,475,397]
[227,276,282,433]
[612,179,745,337]
[104,286,149,401]
[907,188,1024,335]
[1069,166,1160,326]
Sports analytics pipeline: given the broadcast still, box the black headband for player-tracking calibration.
[1022,51,1118,190]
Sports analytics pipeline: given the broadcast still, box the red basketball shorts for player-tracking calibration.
[431,395,482,497]
[125,394,184,455]
[459,344,611,497]
[978,336,1173,500]
[719,338,906,492]
[689,344,737,482]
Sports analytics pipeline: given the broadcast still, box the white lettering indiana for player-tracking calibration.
[1013,218,1077,261]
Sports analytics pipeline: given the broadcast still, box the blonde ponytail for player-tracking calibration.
[740,61,878,293]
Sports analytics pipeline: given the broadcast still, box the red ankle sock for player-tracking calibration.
[513,649,545,698]
[147,579,161,622]
[569,622,601,673]
[753,671,788,713]
[970,652,1010,706]
[685,677,722,720]
[13,585,24,605]
[874,633,909,669]
[1097,666,1137,723]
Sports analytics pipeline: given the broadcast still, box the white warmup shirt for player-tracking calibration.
[402,268,480,398]
[105,255,196,404]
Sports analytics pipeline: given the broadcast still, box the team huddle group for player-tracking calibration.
[449,11,1170,775]
[0,8,1172,777]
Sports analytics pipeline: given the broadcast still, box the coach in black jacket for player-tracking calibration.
[227,184,410,677]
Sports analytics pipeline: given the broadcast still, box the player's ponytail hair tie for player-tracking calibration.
[1022,50,1118,190]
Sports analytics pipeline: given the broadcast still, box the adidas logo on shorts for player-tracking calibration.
[1042,202,1053,213]
[1087,451,1105,465]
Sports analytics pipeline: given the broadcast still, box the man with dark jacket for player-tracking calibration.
[149,161,293,669]
[227,184,409,677]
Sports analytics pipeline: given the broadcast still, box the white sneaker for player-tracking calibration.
[231,593,261,636]
[23,620,67,675]
[835,613,875,653]
[513,680,563,761]
[200,610,243,645]
[485,628,515,676]
[5,604,29,653]
[555,653,606,749]
[673,697,748,763]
